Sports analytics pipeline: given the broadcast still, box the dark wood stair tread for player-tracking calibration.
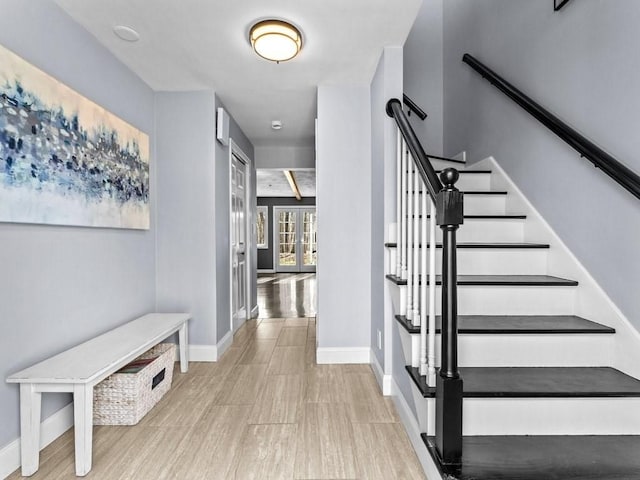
[435,170,491,174]
[386,274,578,286]
[395,314,615,335]
[384,242,550,249]
[409,190,507,195]
[410,214,526,219]
[407,366,640,398]
[423,434,640,480]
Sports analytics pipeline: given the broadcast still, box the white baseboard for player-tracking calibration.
[316,347,370,364]
[257,269,275,273]
[370,351,393,395]
[250,305,259,319]
[187,344,218,362]
[216,330,233,360]
[390,380,443,480]
[0,403,74,479]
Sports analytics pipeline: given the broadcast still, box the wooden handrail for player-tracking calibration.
[463,53,640,201]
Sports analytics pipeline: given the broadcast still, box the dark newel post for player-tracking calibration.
[435,168,464,469]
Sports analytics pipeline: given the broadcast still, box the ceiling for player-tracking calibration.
[54,0,421,148]
[257,170,316,198]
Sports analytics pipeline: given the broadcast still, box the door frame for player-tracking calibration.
[273,206,317,273]
[229,138,253,333]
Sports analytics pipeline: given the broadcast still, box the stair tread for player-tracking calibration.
[435,170,491,174]
[407,366,640,398]
[395,314,615,334]
[386,274,578,286]
[410,214,526,219]
[409,190,506,195]
[384,242,550,249]
[422,434,640,480]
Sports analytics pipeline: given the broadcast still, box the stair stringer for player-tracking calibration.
[482,155,640,379]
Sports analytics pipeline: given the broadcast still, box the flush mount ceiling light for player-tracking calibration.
[249,19,302,63]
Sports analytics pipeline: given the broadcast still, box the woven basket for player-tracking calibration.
[93,343,175,425]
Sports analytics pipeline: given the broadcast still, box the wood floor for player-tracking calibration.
[9,317,426,479]
[257,273,317,318]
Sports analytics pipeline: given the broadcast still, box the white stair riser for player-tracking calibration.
[436,219,524,243]
[387,246,548,275]
[394,284,577,316]
[404,192,506,214]
[416,391,640,436]
[400,330,613,367]
[463,195,506,215]
[423,249,547,275]
[462,398,640,435]
[449,174,491,191]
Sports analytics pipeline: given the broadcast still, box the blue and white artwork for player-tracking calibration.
[0,44,150,229]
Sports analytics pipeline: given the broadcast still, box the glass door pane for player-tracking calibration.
[302,210,317,267]
[278,210,297,269]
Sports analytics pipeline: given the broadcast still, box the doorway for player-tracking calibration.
[230,142,251,333]
[273,207,317,273]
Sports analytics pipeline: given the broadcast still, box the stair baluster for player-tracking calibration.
[427,196,437,386]
[412,163,421,326]
[396,133,402,278]
[419,177,428,377]
[406,157,415,323]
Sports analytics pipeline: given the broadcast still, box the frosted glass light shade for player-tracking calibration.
[250,20,302,62]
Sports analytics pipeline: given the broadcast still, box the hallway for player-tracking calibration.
[9,277,426,479]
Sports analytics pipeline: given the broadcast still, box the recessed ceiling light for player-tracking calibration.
[271,120,282,130]
[249,19,302,63]
[113,25,140,42]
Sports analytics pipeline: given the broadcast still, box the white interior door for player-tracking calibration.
[231,153,247,330]
[274,207,316,273]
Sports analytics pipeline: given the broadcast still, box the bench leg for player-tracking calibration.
[179,322,189,373]
[19,384,42,476]
[73,385,94,476]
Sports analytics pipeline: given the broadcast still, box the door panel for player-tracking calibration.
[232,154,247,330]
[274,207,316,273]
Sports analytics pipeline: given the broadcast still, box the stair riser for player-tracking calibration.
[437,219,524,243]
[462,195,506,215]
[417,393,640,436]
[398,326,613,368]
[397,248,548,275]
[391,284,577,316]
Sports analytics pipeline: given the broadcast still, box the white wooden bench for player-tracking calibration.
[6,313,190,477]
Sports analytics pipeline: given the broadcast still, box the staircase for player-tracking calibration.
[385,156,640,479]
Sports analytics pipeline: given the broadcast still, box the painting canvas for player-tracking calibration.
[0,44,150,229]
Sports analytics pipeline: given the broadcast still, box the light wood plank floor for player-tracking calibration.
[8,318,426,479]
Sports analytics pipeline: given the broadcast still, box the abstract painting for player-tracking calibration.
[0,44,150,229]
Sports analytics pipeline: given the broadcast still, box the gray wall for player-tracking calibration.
[215,95,256,334]
[442,0,640,329]
[316,85,372,349]
[404,0,444,155]
[256,197,316,271]
[370,48,404,370]
[0,0,155,447]
[255,145,315,169]
[156,93,255,348]
[155,91,218,346]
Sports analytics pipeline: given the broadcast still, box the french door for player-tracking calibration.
[231,152,247,330]
[274,207,317,273]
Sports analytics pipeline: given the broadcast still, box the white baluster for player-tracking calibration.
[400,139,408,282]
[412,163,421,326]
[406,154,414,322]
[420,178,428,376]
[427,196,437,386]
[396,131,402,278]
